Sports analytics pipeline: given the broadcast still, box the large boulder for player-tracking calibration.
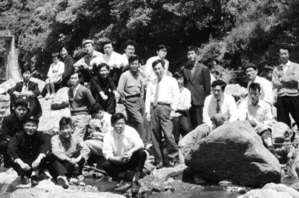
[224,84,247,102]
[185,121,281,187]
[0,94,10,118]
[51,87,69,110]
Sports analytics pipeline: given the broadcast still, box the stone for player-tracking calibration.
[263,183,299,198]
[30,77,46,93]
[224,84,247,101]
[0,94,10,118]
[185,121,281,187]
[0,79,17,94]
[51,87,69,110]
[271,121,291,141]
[152,164,187,181]
[238,189,292,198]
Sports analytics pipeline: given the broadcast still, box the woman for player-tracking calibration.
[90,63,118,114]
[45,52,65,99]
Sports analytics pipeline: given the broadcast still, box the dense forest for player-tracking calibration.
[1,0,299,77]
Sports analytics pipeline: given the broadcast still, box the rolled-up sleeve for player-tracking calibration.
[78,138,90,160]
[51,135,68,161]
[102,133,114,160]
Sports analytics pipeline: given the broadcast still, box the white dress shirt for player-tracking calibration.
[177,87,191,110]
[248,75,274,105]
[145,75,180,114]
[103,51,123,69]
[102,125,144,160]
[203,94,238,127]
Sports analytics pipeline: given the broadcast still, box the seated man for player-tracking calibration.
[101,113,146,195]
[0,99,29,168]
[203,79,238,128]
[7,116,51,186]
[49,117,90,189]
[238,82,274,151]
[8,69,42,118]
[84,103,112,161]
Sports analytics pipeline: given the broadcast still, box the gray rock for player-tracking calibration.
[152,164,187,181]
[238,189,292,198]
[185,121,281,187]
[263,183,299,198]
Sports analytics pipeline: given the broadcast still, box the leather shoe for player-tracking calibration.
[31,175,39,187]
[131,181,140,194]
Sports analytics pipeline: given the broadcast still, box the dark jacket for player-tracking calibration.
[8,81,42,118]
[62,55,75,78]
[0,112,27,142]
[182,62,211,106]
[7,130,51,163]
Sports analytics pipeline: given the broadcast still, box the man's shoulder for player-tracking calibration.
[196,62,209,70]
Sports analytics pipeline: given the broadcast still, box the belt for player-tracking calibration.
[153,102,171,108]
[125,94,141,99]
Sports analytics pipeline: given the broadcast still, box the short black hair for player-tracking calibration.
[97,63,110,71]
[111,113,126,125]
[102,39,113,48]
[173,71,184,79]
[128,55,140,65]
[249,82,261,92]
[15,98,28,109]
[22,69,31,74]
[60,46,68,52]
[152,59,165,69]
[157,44,167,51]
[211,79,227,91]
[52,52,60,58]
[187,46,198,53]
[59,117,73,128]
[124,40,137,49]
[89,103,104,115]
[70,71,82,79]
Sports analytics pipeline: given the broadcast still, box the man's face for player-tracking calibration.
[187,50,197,62]
[24,121,38,136]
[15,105,27,120]
[99,66,110,79]
[129,60,140,73]
[279,49,289,64]
[70,73,80,87]
[84,43,94,54]
[246,68,257,81]
[104,43,113,55]
[92,110,105,120]
[125,45,135,57]
[23,71,31,82]
[52,56,59,64]
[249,88,260,105]
[60,48,68,58]
[113,118,125,134]
[157,49,167,59]
[153,63,165,80]
[212,85,224,100]
[60,124,73,140]
[177,77,184,88]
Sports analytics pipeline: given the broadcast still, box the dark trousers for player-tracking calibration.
[12,156,49,177]
[0,140,12,166]
[150,104,179,164]
[172,110,193,143]
[48,154,85,179]
[101,149,146,179]
[277,96,299,128]
[190,104,203,128]
[125,97,146,142]
[110,68,122,86]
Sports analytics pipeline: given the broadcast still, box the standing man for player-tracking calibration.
[102,40,123,85]
[117,55,146,142]
[120,40,137,70]
[181,46,211,127]
[145,59,180,168]
[68,71,96,139]
[60,47,75,87]
[272,47,299,128]
[73,39,103,84]
[245,63,274,105]
[203,80,238,128]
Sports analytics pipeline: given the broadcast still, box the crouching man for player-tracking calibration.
[101,113,146,195]
[49,117,90,188]
[7,116,51,186]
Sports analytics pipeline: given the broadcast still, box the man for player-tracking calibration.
[181,46,211,127]
[60,47,75,87]
[245,63,274,105]
[102,113,146,195]
[117,55,146,142]
[145,59,180,168]
[102,40,123,84]
[73,39,103,83]
[120,40,137,70]
[7,116,50,186]
[0,99,28,167]
[172,71,193,143]
[144,44,170,83]
[68,71,96,139]
[272,47,299,128]
[49,117,90,188]
[203,80,238,128]
[8,69,42,118]
[238,82,274,150]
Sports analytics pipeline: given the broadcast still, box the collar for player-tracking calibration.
[248,99,261,107]
[59,135,73,143]
[114,131,124,139]
[281,60,291,67]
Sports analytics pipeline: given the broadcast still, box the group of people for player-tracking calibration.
[0,37,298,194]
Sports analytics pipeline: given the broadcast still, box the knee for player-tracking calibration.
[136,149,147,160]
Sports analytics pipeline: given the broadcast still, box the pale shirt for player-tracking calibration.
[102,125,144,160]
[145,75,180,114]
[89,112,112,134]
[117,70,144,98]
[248,76,274,105]
[47,61,65,80]
[177,87,191,111]
[74,50,103,70]
[103,51,123,69]
[238,99,273,129]
[144,56,169,82]
[120,54,129,68]
[203,94,238,127]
